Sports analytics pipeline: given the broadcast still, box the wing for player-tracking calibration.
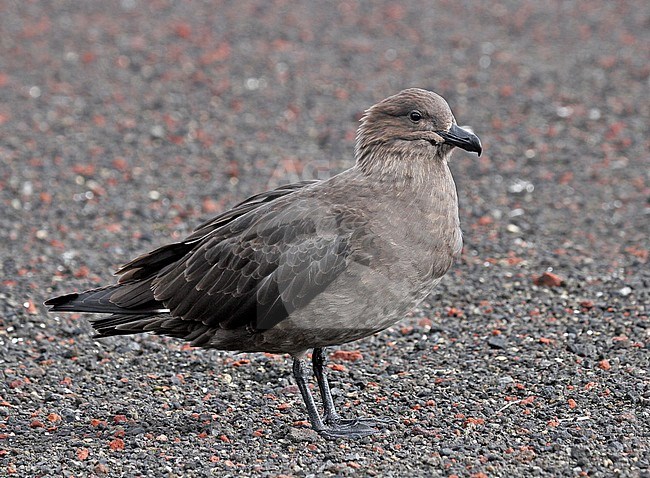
[151,197,373,332]
[46,181,317,319]
[50,177,377,346]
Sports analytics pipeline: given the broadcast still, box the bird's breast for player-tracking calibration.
[369,182,461,284]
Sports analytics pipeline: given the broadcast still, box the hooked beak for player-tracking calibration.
[436,124,482,156]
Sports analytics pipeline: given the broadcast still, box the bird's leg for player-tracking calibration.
[311,348,396,432]
[292,355,326,432]
[311,347,341,424]
[292,354,376,439]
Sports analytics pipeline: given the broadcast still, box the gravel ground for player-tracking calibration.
[1,1,649,477]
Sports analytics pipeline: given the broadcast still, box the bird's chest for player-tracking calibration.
[369,192,461,284]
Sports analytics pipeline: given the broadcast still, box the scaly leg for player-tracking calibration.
[311,348,395,433]
[292,353,377,439]
[311,347,341,424]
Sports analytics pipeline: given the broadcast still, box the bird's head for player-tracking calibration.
[355,88,482,176]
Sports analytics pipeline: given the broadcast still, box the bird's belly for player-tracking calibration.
[260,261,443,352]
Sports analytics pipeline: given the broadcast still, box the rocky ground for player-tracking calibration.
[0,1,648,477]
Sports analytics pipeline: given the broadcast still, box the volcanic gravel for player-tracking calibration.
[1,1,649,477]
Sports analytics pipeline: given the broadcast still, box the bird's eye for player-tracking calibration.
[409,110,422,122]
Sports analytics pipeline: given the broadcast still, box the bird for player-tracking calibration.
[45,88,482,439]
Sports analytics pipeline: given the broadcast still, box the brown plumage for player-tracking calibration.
[45,88,482,439]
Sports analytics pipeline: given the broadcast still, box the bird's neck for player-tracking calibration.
[354,142,455,195]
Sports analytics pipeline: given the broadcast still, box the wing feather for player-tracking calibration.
[62,178,377,342]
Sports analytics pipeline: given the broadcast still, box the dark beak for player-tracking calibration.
[436,124,482,156]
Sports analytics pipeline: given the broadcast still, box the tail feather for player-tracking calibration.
[90,314,166,337]
[44,284,168,315]
[90,314,211,344]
